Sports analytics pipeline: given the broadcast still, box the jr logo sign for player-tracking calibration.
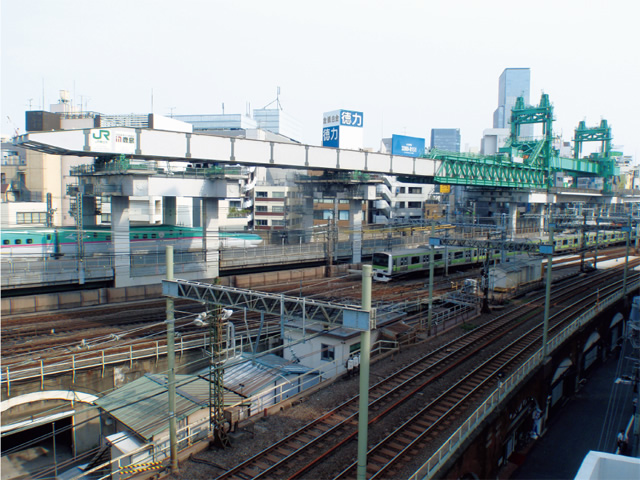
[92,130,110,141]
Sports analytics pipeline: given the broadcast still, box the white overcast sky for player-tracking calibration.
[2,0,639,159]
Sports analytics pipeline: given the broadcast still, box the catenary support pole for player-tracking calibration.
[166,246,178,472]
[357,265,372,480]
[542,223,554,359]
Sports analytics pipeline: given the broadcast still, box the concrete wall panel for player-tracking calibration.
[36,294,59,312]
[58,291,82,309]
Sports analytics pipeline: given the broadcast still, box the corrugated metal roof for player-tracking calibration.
[95,374,240,441]
[197,354,316,397]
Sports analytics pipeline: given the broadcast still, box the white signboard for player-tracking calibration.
[89,128,137,154]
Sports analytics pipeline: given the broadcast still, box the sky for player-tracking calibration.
[2,0,639,159]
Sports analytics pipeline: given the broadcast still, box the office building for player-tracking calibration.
[430,129,461,152]
[493,68,532,138]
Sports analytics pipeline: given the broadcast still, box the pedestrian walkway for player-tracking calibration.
[508,352,637,479]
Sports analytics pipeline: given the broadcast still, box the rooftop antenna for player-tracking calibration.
[262,86,283,110]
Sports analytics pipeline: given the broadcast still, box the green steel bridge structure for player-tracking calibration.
[427,93,620,190]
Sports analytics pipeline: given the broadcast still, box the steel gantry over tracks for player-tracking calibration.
[162,279,376,330]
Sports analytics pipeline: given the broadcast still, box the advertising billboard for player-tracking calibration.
[322,126,339,148]
[391,134,425,158]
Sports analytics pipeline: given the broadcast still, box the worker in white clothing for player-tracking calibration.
[346,355,354,378]
[353,353,360,373]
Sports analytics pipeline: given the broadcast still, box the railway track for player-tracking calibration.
[332,274,630,479]
[212,266,635,480]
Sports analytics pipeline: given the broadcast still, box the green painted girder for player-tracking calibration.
[432,152,547,188]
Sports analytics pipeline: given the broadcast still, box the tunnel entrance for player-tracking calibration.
[1,416,73,478]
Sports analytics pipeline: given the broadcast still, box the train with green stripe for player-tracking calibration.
[372,229,629,281]
[1,225,263,258]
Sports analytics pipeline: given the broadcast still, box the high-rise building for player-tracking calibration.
[430,128,461,152]
[493,68,531,137]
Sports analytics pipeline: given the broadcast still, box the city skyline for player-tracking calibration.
[2,0,638,159]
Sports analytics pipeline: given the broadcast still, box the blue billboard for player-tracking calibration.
[322,126,340,148]
[391,134,425,158]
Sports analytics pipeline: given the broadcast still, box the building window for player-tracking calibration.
[396,187,406,194]
[321,344,335,361]
[272,191,285,198]
[408,201,422,208]
[256,191,268,198]
[338,210,349,221]
[408,187,422,194]
[339,199,350,204]
[256,206,268,213]
[271,206,284,213]
[16,212,47,224]
[396,202,405,209]
[229,200,241,208]
[256,219,268,226]
[271,220,285,226]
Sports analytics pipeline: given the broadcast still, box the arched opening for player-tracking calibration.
[583,331,601,371]
[551,358,573,407]
[609,313,624,352]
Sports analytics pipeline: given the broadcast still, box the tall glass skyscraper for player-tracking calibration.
[493,68,531,137]
[430,128,461,152]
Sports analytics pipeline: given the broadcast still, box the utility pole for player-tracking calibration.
[542,222,555,359]
[623,215,631,304]
[357,265,372,480]
[165,246,178,472]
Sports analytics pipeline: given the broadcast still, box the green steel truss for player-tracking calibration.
[428,93,555,189]
[574,119,612,159]
[429,149,547,188]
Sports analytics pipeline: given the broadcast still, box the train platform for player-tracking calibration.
[503,350,638,479]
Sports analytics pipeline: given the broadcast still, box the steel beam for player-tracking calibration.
[162,279,376,330]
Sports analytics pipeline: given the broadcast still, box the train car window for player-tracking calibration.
[435,253,443,261]
[3,240,9,245]
[15,239,22,244]
[562,240,568,246]
[46,234,52,240]
[133,235,140,239]
[27,239,33,244]
[93,232,98,238]
[143,234,148,239]
[107,235,111,241]
[411,256,420,265]
[152,234,157,238]
[454,251,463,259]
[400,257,408,266]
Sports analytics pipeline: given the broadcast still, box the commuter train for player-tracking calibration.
[372,229,630,281]
[1,225,263,258]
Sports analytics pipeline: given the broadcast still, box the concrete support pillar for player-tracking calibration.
[349,199,363,264]
[163,196,177,225]
[81,196,97,227]
[111,196,130,285]
[539,204,546,235]
[192,197,202,228]
[202,198,220,279]
[509,203,518,240]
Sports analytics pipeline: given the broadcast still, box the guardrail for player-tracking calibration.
[1,327,282,390]
[410,279,640,479]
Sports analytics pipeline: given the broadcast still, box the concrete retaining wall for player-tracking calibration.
[1,266,337,316]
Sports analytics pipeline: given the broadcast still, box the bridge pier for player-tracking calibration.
[111,196,131,287]
[203,197,220,279]
[350,199,363,264]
